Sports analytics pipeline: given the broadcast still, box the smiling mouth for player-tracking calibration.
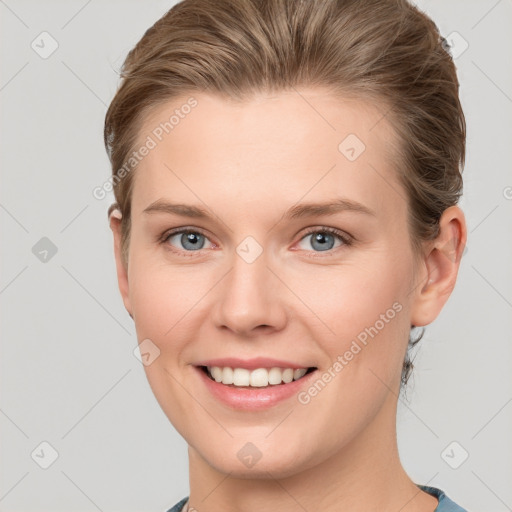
[199,365,317,388]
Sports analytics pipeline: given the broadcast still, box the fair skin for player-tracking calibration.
[110,88,466,512]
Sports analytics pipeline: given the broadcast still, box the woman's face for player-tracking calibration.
[111,88,441,476]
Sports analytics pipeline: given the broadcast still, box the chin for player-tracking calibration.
[197,443,321,479]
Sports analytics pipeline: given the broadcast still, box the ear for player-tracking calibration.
[410,205,467,327]
[109,207,133,319]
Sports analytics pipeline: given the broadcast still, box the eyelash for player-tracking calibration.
[158,226,353,258]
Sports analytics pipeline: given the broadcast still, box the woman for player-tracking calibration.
[104,0,468,510]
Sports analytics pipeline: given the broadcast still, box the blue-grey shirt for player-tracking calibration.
[165,484,468,511]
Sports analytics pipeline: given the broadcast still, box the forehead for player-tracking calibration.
[130,88,406,221]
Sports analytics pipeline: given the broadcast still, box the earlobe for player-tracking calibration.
[109,208,133,319]
[410,205,467,327]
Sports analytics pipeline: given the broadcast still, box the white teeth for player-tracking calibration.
[210,366,223,382]
[250,368,269,387]
[282,368,294,383]
[268,367,283,385]
[206,366,311,387]
[293,368,307,380]
[221,367,234,385]
[233,368,250,386]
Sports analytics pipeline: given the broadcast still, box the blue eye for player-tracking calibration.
[298,228,350,252]
[163,230,214,251]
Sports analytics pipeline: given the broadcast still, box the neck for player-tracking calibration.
[186,392,438,512]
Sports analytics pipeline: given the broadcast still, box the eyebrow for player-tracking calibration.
[143,198,376,219]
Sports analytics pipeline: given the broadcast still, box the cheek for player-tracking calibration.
[299,255,409,325]
[127,255,219,358]
[127,256,186,344]
[290,254,413,375]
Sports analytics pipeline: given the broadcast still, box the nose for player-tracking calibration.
[212,245,288,337]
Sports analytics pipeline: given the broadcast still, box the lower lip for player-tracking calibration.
[194,366,317,410]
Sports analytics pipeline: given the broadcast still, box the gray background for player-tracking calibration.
[1,0,511,511]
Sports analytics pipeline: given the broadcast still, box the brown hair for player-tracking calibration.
[104,0,466,388]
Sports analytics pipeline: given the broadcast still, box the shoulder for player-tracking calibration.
[418,485,469,512]
[164,496,188,512]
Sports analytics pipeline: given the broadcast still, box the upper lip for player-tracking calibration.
[194,357,316,370]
